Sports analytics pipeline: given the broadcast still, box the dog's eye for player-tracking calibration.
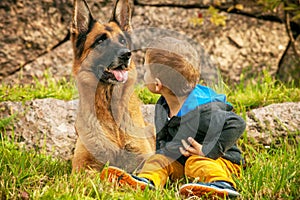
[96,34,108,45]
[120,39,126,44]
[119,36,127,45]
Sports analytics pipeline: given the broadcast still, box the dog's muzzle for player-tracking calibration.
[105,48,131,83]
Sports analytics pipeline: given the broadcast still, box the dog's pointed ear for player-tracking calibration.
[71,0,94,35]
[110,0,132,32]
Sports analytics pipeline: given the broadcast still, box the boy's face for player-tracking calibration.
[144,57,159,94]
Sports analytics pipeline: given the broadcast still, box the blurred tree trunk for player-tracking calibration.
[277,0,300,85]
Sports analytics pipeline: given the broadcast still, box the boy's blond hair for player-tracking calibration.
[145,37,200,96]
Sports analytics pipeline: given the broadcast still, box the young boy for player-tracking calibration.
[100,37,246,198]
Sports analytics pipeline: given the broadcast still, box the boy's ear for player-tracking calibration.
[155,78,163,92]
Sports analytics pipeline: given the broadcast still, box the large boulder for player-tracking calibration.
[0,99,78,160]
[246,102,300,145]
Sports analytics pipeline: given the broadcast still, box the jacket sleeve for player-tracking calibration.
[156,104,246,161]
[202,110,246,159]
[156,114,200,160]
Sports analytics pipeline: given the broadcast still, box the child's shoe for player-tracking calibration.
[100,166,155,190]
[179,181,240,198]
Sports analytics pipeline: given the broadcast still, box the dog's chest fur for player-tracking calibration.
[71,0,155,172]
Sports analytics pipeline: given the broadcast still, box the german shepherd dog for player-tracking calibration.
[71,0,155,172]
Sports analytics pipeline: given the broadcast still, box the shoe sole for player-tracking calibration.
[179,183,240,198]
[100,166,148,190]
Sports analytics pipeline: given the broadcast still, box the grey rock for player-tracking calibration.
[246,102,300,145]
[0,99,78,160]
[1,99,299,160]
[141,104,155,125]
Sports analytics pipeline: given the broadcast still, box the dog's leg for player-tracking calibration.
[128,93,147,127]
[72,137,104,172]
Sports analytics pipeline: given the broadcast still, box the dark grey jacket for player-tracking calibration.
[155,97,246,165]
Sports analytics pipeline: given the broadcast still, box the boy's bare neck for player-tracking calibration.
[163,94,188,118]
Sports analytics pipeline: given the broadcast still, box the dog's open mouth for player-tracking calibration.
[103,64,129,83]
[109,68,128,82]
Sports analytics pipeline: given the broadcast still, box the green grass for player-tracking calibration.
[0,71,299,199]
[237,139,300,199]
[0,114,16,130]
[135,85,160,104]
[1,134,299,199]
[227,70,300,112]
[0,73,77,103]
[0,138,180,200]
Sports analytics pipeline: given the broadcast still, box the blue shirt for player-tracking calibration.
[177,84,230,117]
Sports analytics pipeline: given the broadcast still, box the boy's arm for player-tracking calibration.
[156,115,200,160]
[179,137,204,157]
[201,110,246,159]
[157,109,245,160]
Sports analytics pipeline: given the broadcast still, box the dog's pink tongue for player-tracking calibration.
[112,70,128,82]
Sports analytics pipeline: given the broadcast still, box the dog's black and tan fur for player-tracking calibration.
[71,0,155,172]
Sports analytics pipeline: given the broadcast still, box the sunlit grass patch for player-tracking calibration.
[237,138,300,199]
[228,70,300,112]
[1,136,299,199]
[0,73,78,103]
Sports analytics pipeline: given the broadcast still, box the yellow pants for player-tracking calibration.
[138,154,241,188]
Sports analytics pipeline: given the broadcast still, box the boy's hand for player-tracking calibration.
[179,137,204,157]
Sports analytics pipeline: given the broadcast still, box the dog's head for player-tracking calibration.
[71,0,133,84]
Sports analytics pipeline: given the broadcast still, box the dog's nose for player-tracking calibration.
[118,49,131,61]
